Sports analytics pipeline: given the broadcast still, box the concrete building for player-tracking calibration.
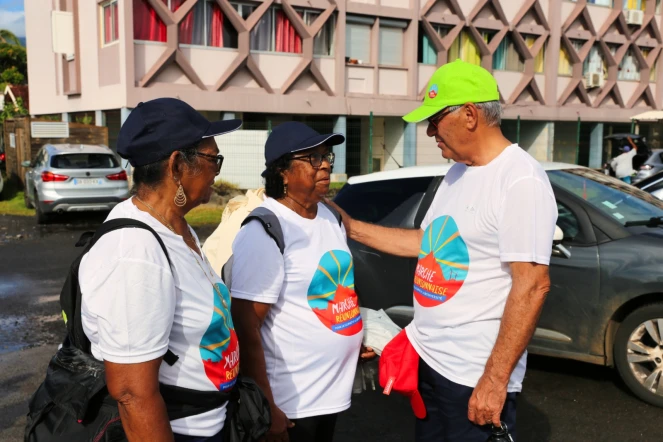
[24,0,663,178]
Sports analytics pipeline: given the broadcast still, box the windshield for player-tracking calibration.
[547,168,663,226]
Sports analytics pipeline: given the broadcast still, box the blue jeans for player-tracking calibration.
[173,430,223,442]
[415,358,518,442]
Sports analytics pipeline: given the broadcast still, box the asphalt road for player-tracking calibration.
[1,214,662,441]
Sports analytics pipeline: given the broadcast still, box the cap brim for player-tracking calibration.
[292,133,345,153]
[403,105,445,124]
[203,119,243,138]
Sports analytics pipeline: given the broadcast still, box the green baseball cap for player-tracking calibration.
[403,60,500,123]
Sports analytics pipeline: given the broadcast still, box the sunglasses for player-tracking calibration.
[292,152,335,168]
[194,152,224,175]
[427,107,458,130]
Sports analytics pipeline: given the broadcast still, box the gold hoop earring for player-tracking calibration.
[174,184,187,207]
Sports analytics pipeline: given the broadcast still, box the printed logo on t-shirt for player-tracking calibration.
[414,215,470,307]
[200,282,239,391]
[307,250,363,336]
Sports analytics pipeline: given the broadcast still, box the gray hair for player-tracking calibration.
[445,101,502,127]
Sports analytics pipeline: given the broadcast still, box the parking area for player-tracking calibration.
[0,214,662,441]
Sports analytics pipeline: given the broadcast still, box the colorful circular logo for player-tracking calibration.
[200,282,239,391]
[428,84,439,99]
[414,216,469,307]
[307,250,363,336]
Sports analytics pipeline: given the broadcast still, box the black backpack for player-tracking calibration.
[222,203,342,288]
[25,219,270,442]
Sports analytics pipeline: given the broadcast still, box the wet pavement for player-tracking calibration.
[1,214,663,441]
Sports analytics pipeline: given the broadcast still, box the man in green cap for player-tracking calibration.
[330,60,557,440]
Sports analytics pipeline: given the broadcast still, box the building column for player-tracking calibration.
[333,115,347,176]
[404,122,416,167]
[546,122,555,162]
[61,112,69,122]
[120,107,132,126]
[589,123,604,169]
[222,112,236,120]
[95,110,105,127]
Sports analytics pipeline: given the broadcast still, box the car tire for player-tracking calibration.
[24,190,34,209]
[34,190,50,225]
[614,303,663,408]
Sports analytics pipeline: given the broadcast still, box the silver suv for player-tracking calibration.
[22,144,130,223]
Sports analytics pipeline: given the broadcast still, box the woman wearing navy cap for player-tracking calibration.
[78,98,243,441]
[230,122,375,442]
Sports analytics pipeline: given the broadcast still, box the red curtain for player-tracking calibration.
[275,10,301,53]
[104,5,113,43]
[113,3,118,42]
[179,7,195,44]
[209,2,224,47]
[133,0,167,42]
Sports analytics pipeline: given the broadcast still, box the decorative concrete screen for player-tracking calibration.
[214,130,269,190]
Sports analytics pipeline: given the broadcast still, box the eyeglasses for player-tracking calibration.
[427,107,457,131]
[292,152,335,168]
[194,152,224,175]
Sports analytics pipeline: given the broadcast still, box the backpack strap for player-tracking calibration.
[321,201,342,227]
[68,218,179,365]
[241,207,285,254]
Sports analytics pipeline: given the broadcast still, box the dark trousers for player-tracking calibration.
[288,412,339,442]
[173,430,223,442]
[415,358,518,442]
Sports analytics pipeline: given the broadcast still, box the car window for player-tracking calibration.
[547,168,663,226]
[334,177,434,223]
[556,202,580,241]
[51,154,119,169]
[647,179,663,194]
[659,152,663,164]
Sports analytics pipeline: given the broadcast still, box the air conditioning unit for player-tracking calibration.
[584,72,604,89]
[624,9,644,26]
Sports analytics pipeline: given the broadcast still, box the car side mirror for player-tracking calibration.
[553,225,564,244]
[21,161,32,168]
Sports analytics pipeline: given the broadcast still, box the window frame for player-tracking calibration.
[378,19,407,67]
[345,15,374,65]
[177,0,239,49]
[101,0,119,47]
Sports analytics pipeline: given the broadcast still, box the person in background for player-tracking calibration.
[79,98,242,441]
[610,137,638,184]
[328,60,558,441]
[230,122,374,442]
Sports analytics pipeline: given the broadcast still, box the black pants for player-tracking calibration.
[415,358,518,442]
[287,412,339,442]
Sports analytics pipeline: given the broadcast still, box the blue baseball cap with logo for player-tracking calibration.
[262,122,344,176]
[117,98,242,167]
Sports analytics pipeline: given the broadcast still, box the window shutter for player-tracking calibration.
[379,26,403,66]
[346,23,371,63]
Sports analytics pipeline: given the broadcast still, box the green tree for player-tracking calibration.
[1,66,24,85]
[1,96,28,122]
[0,29,27,86]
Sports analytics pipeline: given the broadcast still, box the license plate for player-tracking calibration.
[73,178,102,185]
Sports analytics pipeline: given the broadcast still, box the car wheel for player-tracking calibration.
[24,190,34,209]
[614,303,663,407]
[34,190,50,225]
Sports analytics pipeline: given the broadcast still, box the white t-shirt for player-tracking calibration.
[406,144,558,392]
[230,198,363,419]
[79,199,239,437]
[610,148,637,178]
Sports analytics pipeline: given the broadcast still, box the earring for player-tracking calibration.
[283,183,288,196]
[174,183,187,207]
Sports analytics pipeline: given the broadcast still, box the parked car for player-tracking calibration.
[634,170,663,201]
[0,166,4,196]
[634,149,663,183]
[0,146,6,170]
[22,144,130,224]
[334,162,663,407]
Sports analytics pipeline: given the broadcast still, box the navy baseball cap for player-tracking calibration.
[262,122,344,176]
[117,98,242,167]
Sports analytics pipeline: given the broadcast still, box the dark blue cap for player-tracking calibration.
[263,122,344,175]
[117,98,242,167]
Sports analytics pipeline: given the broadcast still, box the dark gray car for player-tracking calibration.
[335,163,663,408]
